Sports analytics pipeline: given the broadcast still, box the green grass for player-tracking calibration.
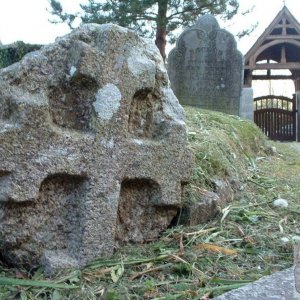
[1,107,300,299]
[184,107,268,189]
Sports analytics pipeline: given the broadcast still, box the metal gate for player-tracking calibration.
[254,95,296,141]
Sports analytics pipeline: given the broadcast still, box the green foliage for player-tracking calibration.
[77,0,239,35]
[144,278,156,291]
[50,0,239,29]
[184,107,268,189]
[106,289,119,300]
[49,0,242,59]
[0,41,41,68]
[172,263,192,276]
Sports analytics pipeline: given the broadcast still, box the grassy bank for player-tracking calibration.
[1,107,300,299]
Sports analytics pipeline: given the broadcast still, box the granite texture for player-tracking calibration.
[0,23,193,271]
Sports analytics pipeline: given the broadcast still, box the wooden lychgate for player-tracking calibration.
[254,95,296,141]
[244,5,300,141]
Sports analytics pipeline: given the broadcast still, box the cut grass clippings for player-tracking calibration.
[1,107,300,299]
[0,277,79,289]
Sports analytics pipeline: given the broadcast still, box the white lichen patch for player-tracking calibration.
[0,122,19,133]
[100,138,115,149]
[93,84,122,120]
[127,50,156,79]
[133,139,144,145]
[69,66,77,76]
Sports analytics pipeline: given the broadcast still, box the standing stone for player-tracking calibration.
[0,24,193,272]
[168,15,243,115]
[240,87,254,120]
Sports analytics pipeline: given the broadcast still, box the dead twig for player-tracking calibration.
[129,263,173,280]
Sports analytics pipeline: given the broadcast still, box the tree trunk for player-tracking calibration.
[155,0,168,62]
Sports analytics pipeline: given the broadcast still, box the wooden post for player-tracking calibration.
[281,45,287,63]
[295,78,300,141]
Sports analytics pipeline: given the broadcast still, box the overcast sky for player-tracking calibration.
[0,0,299,55]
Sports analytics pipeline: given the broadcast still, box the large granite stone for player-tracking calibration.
[0,24,193,271]
[168,15,243,115]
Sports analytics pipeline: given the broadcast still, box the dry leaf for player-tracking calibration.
[194,243,237,255]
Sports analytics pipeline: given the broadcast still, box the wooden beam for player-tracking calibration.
[274,25,299,29]
[245,62,300,70]
[266,35,300,40]
[252,75,294,80]
[282,17,287,35]
[281,45,287,63]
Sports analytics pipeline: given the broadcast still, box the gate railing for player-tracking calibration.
[254,95,296,141]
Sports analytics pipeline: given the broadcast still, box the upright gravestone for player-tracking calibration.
[168,15,243,115]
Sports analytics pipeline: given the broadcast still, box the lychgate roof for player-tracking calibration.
[245,6,300,73]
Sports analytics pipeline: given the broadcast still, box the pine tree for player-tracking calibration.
[49,0,242,61]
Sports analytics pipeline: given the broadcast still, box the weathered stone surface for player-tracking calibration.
[179,188,221,225]
[168,15,243,115]
[240,88,254,120]
[212,178,233,204]
[0,24,193,269]
[178,178,232,226]
[214,267,299,300]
